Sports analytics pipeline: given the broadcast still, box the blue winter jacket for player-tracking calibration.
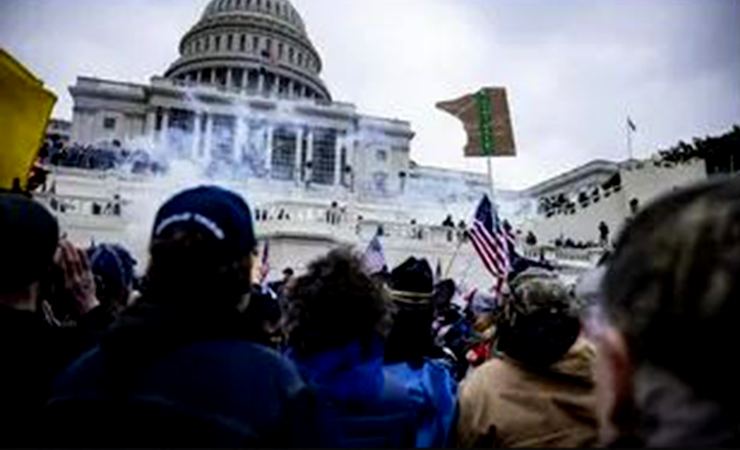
[385,359,459,448]
[288,340,419,448]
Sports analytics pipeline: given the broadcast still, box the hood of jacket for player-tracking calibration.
[287,339,386,406]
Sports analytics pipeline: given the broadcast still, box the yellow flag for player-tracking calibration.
[0,49,57,192]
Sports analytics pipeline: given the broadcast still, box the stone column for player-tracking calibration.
[306,128,315,184]
[203,113,213,163]
[265,124,274,177]
[145,110,157,142]
[295,127,304,183]
[160,109,170,147]
[258,73,265,96]
[226,68,233,89]
[334,133,342,186]
[234,115,246,163]
[273,76,281,97]
[191,113,202,160]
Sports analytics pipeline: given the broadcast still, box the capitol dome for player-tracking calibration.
[165,0,331,101]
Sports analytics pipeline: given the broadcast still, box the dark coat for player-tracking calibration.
[0,304,113,447]
[41,301,331,448]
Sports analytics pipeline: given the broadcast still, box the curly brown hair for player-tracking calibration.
[282,247,395,356]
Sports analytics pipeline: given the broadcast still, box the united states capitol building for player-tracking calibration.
[38,0,708,287]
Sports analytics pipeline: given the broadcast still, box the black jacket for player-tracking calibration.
[41,300,331,448]
[0,304,113,447]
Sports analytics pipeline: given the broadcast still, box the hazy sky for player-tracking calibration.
[1,0,738,189]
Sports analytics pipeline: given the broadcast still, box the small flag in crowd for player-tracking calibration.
[363,233,387,275]
[468,195,512,284]
[259,240,271,284]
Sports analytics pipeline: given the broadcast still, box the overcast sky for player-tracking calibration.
[1,0,738,189]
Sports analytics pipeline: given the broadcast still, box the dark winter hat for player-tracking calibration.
[389,257,434,304]
[152,186,256,260]
[0,193,59,294]
[87,243,137,291]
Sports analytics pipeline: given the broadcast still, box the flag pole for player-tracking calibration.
[627,118,634,161]
[487,156,495,199]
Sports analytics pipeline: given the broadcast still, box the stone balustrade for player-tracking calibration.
[32,192,604,272]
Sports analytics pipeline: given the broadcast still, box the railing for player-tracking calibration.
[32,193,604,267]
[34,192,130,218]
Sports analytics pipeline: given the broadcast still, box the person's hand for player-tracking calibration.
[55,240,100,316]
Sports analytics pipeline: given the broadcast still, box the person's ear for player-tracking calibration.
[594,326,635,446]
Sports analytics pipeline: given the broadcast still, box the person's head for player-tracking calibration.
[144,186,256,311]
[282,267,294,281]
[282,248,393,357]
[599,178,740,447]
[87,244,137,313]
[385,257,437,363]
[0,193,59,310]
[494,268,581,367]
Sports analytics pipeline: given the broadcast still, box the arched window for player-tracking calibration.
[253,36,259,51]
[288,47,294,63]
[227,35,233,51]
[297,53,303,66]
[204,36,210,51]
[240,34,246,51]
[215,35,221,51]
[266,0,272,12]
[278,42,284,59]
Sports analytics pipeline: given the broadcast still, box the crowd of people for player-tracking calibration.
[38,140,165,175]
[0,177,737,447]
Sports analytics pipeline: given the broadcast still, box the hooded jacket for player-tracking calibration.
[288,339,419,448]
[41,300,330,448]
[457,338,598,448]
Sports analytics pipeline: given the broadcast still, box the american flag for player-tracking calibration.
[468,196,512,283]
[362,234,387,275]
[259,240,270,284]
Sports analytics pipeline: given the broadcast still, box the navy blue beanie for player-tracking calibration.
[87,244,137,292]
[152,186,256,260]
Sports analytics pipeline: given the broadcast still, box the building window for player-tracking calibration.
[212,115,236,162]
[297,53,303,66]
[240,34,246,51]
[312,128,338,185]
[215,35,221,51]
[373,172,388,195]
[253,36,259,52]
[278,42,284,59]
[103,117,116,130]
[272,127,298,181]
[289,47,294,63]
[266,0,271,11]
[376,149,387,162]
[227,35,233,51]
[204,36,210,51]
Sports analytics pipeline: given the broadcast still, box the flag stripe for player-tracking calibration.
[469,230,500,277]
[468,196,512,283]
[471,222,506,275]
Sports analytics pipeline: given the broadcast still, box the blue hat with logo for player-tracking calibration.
[152,186,256,260]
